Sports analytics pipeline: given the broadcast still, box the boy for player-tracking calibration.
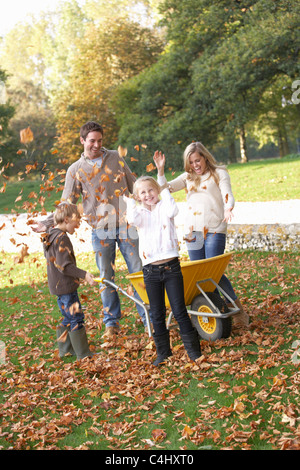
[43,202,96,360]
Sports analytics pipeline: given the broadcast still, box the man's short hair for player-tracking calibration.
[80,121,103,140]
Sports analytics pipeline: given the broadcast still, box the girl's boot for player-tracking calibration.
[180,328,202,361]
[152,330,172,366]
[56,325,75,357]
[69,326,93,360]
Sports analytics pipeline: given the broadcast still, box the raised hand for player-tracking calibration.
[153,150,165,176]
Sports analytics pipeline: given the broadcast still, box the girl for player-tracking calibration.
[154,144,249,330]
[124,176,202,366]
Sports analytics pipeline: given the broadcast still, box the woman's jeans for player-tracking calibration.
[186,231,237,302]
[92,225,147,327]
[57,291,84,331]
[143,258,193,336]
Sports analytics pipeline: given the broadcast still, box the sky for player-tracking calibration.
[0,0,63,36]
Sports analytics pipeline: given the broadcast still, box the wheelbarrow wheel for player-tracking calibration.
[190,292,232,341]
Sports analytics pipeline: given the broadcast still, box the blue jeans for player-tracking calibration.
[143,258,193,336]
[57,291,85,331]
[91,225,147,327]
[186,231,237,302]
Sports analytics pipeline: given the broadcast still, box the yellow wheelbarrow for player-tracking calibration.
[96,253,240,341]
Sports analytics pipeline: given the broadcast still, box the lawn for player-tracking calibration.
[0,250,299,450]
[0,154,299,214]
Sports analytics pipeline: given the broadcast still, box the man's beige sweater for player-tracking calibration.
[44,149,136,230]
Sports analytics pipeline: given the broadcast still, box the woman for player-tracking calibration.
[154,143,249,330]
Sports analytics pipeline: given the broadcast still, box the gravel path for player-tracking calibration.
[1,199,299,254]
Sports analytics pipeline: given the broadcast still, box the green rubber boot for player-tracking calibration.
[69,326,93,360]
[56,325,75,357]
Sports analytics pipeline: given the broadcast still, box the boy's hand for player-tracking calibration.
[153,150,165,176]
[31,221,47,233]
[85,272,97,286]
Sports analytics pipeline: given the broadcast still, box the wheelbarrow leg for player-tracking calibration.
[100,278,153,337]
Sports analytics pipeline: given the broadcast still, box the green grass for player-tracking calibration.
[0,155,299,214]
[0,176,65,214]
[0,250,299,450]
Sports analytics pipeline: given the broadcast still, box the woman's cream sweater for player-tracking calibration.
[158,168,235,234]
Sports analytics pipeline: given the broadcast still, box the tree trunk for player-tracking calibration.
[278,128,284,158]
[228,139,237,163]
[239,126,248,163]
[277,123,290,157]
[282,124,290,156]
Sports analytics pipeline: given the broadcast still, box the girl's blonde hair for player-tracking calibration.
[183,142,227,185]
[133,175,161,198]
[54,202,81,225]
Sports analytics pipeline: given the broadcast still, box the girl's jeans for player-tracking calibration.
[186,231,237,302]
[92,225,147,327]
[57,291,84,331]
[143,258,193,336]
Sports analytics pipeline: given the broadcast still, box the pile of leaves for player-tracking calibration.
[0,251,299,450]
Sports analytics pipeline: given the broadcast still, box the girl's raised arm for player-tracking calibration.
[153,150,165,176]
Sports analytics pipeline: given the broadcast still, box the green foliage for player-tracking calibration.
[0,0,299,174]
[114,0,300,157]
[0,1,164,169]
[0,68,15,142]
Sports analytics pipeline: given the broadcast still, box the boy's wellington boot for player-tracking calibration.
[180,328,202,361]
[69,326,93,360]
[152,330,172,366]
[56,325,75,357]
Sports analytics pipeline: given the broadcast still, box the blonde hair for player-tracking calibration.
[183,142,227,185]
[54,203,81,225]
[133,175,161,198]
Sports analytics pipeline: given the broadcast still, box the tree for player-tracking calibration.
[0,0,163,168]
[0,69,15,164]
[0,20,56,169]
[115,0,300,163]
[51,16,163,160]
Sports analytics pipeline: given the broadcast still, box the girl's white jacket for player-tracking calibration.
[125,188,179,266]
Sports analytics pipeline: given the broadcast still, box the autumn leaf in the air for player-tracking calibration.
[146,163,155,172]
[20,127,34,144]
[118,145,127,158]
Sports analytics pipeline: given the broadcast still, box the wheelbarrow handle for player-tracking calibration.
[94,278,152,337]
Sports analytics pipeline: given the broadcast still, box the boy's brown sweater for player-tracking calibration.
[43,228,87,296]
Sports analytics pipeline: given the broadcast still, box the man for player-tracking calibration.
[33,121,147,337]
